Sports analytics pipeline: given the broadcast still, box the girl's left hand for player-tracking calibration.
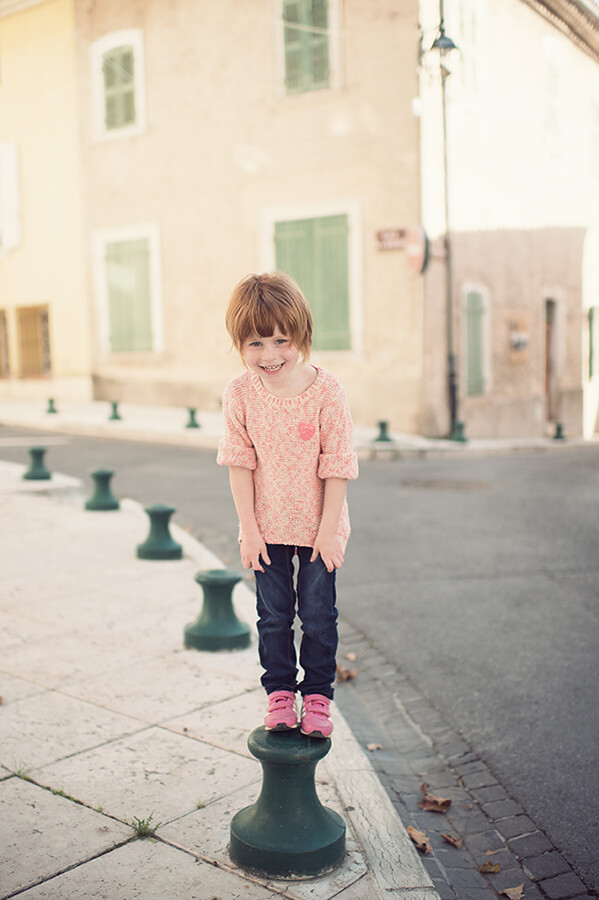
[311,534,344,573]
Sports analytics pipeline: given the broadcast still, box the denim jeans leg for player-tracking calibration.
[296,547,338,699]
[254,544,298,694]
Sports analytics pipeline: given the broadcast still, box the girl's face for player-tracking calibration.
[241,331,301,383]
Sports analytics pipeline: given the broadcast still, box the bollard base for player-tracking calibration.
[230,813,345,880]
[183,622,250,652]
[137,544,182,560]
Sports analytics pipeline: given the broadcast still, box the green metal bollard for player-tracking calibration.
[137,504,182,560]
[449,421,468,442]
[23,446,51,480]
[184,569,250,651]
[85,469,120,510]
[185,407,200,429]
[230,727,345,878]
[553,422,566,441]
[46,398,58,414]
[108,401,122,421]
[375,420,393,443]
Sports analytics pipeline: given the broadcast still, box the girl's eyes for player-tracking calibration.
[248,338,288,347]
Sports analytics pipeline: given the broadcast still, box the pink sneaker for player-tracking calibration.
[300,694,333,738]
[264,690,298,731]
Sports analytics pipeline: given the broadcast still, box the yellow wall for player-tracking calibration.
[0,0,91,398]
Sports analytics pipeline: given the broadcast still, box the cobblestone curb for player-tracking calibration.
[335,620,595,900]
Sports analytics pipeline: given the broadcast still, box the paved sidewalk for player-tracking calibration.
[0,460,439,900]
[0,396,591,457]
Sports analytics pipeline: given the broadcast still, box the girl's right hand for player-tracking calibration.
[240,532,271,572]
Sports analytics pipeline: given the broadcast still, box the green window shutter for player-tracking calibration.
[106,239,153,352]
[103,46,136,130]
[274,214,350,351]
[283,0,330,95]
[466,291,485,396]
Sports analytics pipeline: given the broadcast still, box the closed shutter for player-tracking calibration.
[103,46,136,130]
[106,239,153,352]
[466,291,485,396]
[274,214,350,351]
[17,306,51,378]
[282,0,329,94]
[0,310,9,377]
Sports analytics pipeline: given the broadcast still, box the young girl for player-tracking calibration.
[217,271,358,738]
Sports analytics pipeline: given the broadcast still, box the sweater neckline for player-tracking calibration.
[250,366,323,405]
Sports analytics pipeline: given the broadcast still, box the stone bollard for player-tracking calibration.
[185,407,200,429]
[46,398,58,414]
[136,504,182,560]
[108,401,122,421]
[230,727,345,878]
[184,569,250,651]
[375,420,394,443]
[85,469,120,510]
[23,446,51,480]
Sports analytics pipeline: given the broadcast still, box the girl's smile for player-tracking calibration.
[242,332,316,397]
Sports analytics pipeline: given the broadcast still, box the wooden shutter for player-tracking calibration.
[0,310,9,377]
[103,46,136,130]
[282,0,329,94]
[274,214,350,351]
[466,291,485,396]
[105,239,153,352]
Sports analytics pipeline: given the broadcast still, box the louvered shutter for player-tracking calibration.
[103,46,136,130]
[466,291,485,396]
[106,239,152,352]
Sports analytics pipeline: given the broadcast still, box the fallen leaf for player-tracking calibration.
[441,832,464,849]
[366,742,382,751]
[418,782,452,813]
[486,848,502,855]
[406,825,431,855]
[480,861,501,873]
[500,886,524,900]
[336,664,357,682]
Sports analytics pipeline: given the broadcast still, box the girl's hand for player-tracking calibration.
[240,532,271,572]
[311,533,344,573]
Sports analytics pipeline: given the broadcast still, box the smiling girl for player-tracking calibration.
[217,271,359,738]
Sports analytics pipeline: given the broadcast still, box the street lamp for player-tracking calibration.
[430,10,466,442]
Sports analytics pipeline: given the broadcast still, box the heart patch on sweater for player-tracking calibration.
[298,423,316,441]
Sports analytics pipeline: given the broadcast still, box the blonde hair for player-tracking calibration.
[225,271,313,360]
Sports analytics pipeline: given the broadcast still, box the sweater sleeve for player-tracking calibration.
[317,382,359,481]
[216,382,257,470]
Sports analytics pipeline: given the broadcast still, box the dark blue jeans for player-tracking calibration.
[254,544,338,699]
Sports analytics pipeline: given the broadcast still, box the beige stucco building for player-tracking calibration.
[1,0,598,438]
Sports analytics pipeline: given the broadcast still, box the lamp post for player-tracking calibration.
[431,8,466,442]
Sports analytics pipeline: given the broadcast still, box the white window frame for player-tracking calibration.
[273,0,342,98]
[92,224,163,355]
[0,141,22,253]
[259,198,363,354]
[462,283,491,396]
[90,29,147,143]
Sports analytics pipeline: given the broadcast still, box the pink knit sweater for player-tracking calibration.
[217,367,359,548]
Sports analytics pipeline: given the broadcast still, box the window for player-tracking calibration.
[0,310,9,377]
[93,226,163,354]
[17,305,51,378]
[465,290,486,396]
[274,214,350,350]
[90,31,146,141]
[281,0,330,94]
[0,141,22,252]
[457,0,479,95]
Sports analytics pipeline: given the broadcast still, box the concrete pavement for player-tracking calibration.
[0,458,440,900]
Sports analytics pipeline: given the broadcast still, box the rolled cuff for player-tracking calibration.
[217,438,257,470]
[318,452,359,481]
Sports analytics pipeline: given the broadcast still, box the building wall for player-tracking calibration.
[419,0,599,437]
[75,0,425,429]
[0,0,91,399]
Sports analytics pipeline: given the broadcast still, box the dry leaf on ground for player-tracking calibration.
[344,651,357,661]
[418,782,452,813]
[441,832,464,849]
[366,742,383,751]
[480,861,501,873]
[336,664,357,682]
[406,825,431,854]
[500,886,524,900]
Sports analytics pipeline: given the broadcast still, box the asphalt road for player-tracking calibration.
[2,427,598,891]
